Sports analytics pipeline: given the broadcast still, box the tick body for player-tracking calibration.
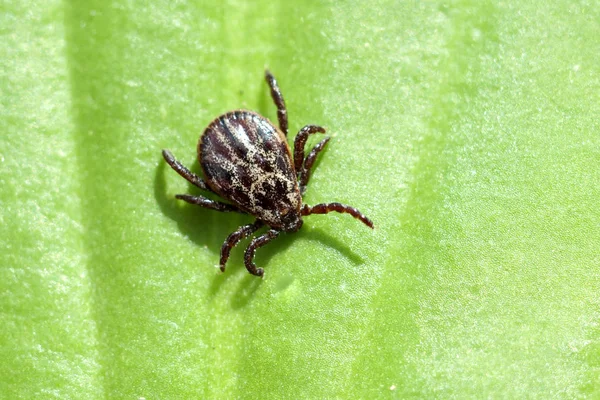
[163,70,373,277]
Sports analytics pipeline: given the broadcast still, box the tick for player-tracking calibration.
[162,70,374,277]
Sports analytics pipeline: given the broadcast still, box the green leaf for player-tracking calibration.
[2,0,599,398]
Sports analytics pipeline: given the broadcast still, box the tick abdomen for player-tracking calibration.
[200,110,301,225]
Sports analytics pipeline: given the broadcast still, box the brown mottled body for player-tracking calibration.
[200,111,302,231]
[162,70,373,277]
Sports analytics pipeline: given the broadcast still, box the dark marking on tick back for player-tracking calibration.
[162,70,373,277]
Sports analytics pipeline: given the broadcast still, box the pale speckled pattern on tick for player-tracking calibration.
[200,110,302,229]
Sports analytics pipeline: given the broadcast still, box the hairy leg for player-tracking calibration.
[219,220,264,272]
[265,70,288,135]
[299,137,330,194]
[302,202,374,229]
[293,125,326,173]
[175,194,243,213]
[244,229,281,277]
[162,149,211,191]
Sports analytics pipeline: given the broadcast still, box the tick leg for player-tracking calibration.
[219,220,264,272]
[162,149,212,192]
[302,203,374,229]
[265,70,288,136]
[299,137,330,194]
[293,125,326,173]
[175,194,243,213]
[244,229,281,277]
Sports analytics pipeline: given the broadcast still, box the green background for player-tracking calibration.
[2,0,599,398]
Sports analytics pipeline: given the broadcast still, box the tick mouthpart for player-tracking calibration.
[281,213,303,233]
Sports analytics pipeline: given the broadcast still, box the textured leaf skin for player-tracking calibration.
[1,0,599,398]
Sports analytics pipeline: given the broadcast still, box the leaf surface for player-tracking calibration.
[1,0,599,398]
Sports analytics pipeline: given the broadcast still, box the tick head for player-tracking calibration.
[279,207,303,233]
